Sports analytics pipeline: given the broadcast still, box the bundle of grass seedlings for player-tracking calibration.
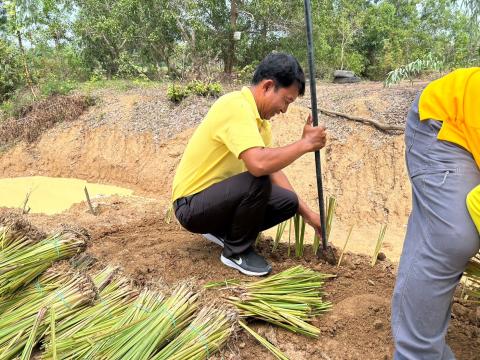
[42,267,138,359]
[0,215,46,253]
[150,306,235,360]
[84,284,198,360]
[0,229,87,297]
[0,270,96,359]
[207,266,333,338]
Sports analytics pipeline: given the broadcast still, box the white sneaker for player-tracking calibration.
[202,233,225,248]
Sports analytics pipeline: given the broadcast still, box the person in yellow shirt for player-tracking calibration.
[172,53,327,276]
[392,68,480,359]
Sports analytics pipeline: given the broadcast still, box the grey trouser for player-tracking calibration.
[391,95,480,359]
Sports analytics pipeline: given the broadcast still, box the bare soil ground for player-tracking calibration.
[1,80,478,359]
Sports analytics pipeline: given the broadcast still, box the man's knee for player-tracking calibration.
[247,173,272,198]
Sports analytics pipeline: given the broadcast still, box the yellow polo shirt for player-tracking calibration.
[419,67,480,167]
[420,68,480,232]
[172,87,272,202]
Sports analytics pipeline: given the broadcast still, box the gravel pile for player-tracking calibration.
[76,81,426,145]
[298,81,426,143]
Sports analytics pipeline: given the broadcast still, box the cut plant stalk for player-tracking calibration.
[337,225,354,268]
[293,214,306,258]
[287,218,292,257]
[20,307,47,360]
[371,224,387,266]
[325,196,336,241]
[239,321,289,360]
[273,220,289,252]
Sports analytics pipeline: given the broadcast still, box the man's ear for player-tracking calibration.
[261,79,275,93]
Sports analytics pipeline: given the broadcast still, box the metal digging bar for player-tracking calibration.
[303,0,336,264]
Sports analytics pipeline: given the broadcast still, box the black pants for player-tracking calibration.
[174,172,299,257]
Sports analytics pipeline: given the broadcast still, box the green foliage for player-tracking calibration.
[39,79,77,97]
[167,81,222,103]
[236,64,256,84]
[0,39,23,102]
[167,84,190,103]
[0,0,479,99]
[384,54,443,86]
[0,90,36,120]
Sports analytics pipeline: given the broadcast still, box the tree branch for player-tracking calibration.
[313,107,405,132]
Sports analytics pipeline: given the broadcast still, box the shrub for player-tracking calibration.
[167,84,190,103]
[0,40,23,103]
[39,79,77,97]
[167,81,222,103]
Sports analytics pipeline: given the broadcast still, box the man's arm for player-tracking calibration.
[239,115,326,177]
[270,170,322,235]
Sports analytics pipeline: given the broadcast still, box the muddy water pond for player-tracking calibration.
[0,176,133,215]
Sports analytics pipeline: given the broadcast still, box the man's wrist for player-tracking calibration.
[297,139,311,155]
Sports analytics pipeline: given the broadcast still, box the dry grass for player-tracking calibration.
[0,95,92,150]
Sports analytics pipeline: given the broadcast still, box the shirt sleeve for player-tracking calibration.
[215,102,266,158]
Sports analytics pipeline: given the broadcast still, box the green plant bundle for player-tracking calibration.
[151,307,234,360]
[371,224,387,267]
[224,266,333,337]
[0,230,87,297]
[293,214,306,258]
[239,321,289,360]
[42,267,137,359]
[81,289,165,359]
[0,268,66,315]
[0,271,96,359]
[93,284,198,360]
[0,217,43,254]
[464,253,480,300]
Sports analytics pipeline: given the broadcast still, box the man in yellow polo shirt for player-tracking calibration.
[392,68,480,359]
[172,53,327,276]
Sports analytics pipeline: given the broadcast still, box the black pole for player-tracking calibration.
[304,0,328,252]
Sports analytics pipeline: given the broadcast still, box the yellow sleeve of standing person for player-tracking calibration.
[467,185,480,233]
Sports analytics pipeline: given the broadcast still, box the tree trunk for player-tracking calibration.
[13,5,36,100]
[224,0,238,74]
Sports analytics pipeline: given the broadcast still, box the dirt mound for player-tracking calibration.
[0,95,91,149]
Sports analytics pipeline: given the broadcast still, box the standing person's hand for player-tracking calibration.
[301,114,327,151]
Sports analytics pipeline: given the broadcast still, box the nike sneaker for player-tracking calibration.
[220,247,272,276]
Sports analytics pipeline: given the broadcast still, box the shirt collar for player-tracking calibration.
[241,86,262,122]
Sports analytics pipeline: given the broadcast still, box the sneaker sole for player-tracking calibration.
[202,233,224,248]
[220,254,271,276]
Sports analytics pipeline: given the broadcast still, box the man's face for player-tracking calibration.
[261,82,300,120]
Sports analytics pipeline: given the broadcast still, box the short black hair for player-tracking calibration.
[252,53,305,96]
